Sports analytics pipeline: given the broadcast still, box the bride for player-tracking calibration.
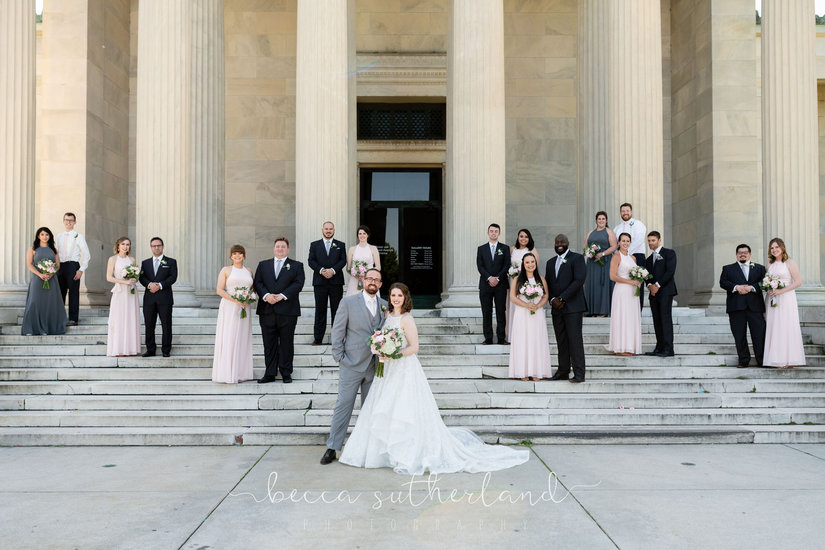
[339,282,530,475]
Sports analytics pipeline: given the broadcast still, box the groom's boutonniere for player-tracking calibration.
[160,259,167,266]
[654,253,663,261]
[285,263,291,270]
[331,242,338,248]
[561,258,567,264]
[749,262,755,268]
[381,305,387,312]
[496,249,503,256]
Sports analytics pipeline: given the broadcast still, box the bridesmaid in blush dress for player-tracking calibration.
[212,244,255,383]
[345,225,381,296]
[106,237,140,356]
[605,233,643,356]
[508,253,552,381]
[506,229,539,343]
[763,238,806,369]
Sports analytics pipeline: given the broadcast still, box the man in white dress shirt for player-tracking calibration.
[56,212,91,326]
[613,203,647,309]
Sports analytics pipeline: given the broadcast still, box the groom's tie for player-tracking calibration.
[275,258,283,279]
[153,257,160,276]
[367,296,376,317]
[325,240,330,255]
[741,262,749,281]
[555,256,562,277]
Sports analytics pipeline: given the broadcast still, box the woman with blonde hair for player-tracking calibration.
[106,237,140,356]
[762,238,805,368]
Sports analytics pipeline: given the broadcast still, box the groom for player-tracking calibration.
[645,231,678,357]
[321,268,386,465]
[719,244,766,367]
[139,237,177,357]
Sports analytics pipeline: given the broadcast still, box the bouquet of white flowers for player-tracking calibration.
[759,275,785,308]
[351,260,369,290]
[367,327,405,377]
[628,266,651,296]
[121,264,141,294]
[507,261,521,279]
[36,259,58,289]
[230,286,258,318]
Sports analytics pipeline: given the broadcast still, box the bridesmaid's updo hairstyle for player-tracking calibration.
[32,227,57,254]
[768,237,789,264]
[513,228,535,250]
[619,232,632,243]
[229,244,246,258]
[357,225,371,237]
[595,211,608,223]
[113,237,130,254]
[388,282,413,314]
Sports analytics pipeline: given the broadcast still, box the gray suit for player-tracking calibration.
[326,292,387,450]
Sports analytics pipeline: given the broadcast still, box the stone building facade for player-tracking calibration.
[1,0,824,316]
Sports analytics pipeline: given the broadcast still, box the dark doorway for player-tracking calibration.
[360,168,443,308]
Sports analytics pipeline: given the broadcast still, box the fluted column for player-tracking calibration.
[136,0,198,305]
[295,0,355,285]
[761,0,824,303]
[578,0,664,242]
[440,0,505,308]
[0,0,36,309]
[190,0,225,302]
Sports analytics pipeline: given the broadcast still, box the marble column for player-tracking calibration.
[0,0,36,311]
[136,0,198,305]
[190,0,225,303]
[578,0,664,244]
[440,0,505,308]
[761,0,825,304]
[295,0,355,289]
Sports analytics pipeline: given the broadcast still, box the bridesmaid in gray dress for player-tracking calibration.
[583,211,618,317]
[21,227,67,335]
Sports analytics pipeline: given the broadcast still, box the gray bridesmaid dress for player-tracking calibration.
[21,246,68,335]
[583,228,612,316]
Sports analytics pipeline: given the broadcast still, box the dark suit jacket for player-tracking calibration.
[545,252,587,313]
[307,239,346,286]
[139,256,177,305]
[476,242,509,290]
[719,262,766,313]
[253,257,305,317]
[645,248,678,297]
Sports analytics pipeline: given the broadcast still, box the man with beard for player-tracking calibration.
[545,234,587,383]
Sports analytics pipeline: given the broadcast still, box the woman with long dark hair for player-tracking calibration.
[507,253,551,380]
[21,227,67,335]
[507,228,539,342]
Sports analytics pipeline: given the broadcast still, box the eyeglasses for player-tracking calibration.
[364,277,381,283]
[151,244,163,248]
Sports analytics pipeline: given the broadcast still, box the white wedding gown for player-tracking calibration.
[339,313,530,475]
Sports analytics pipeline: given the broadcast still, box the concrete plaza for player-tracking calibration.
[1,443,823,549]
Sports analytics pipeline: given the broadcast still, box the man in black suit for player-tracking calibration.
[546,234,587,382]
[719,244,766,368]
[139,237,177,357]
[644,231,677,357]
[307,221,346,345]
[476,223,509,345]
[254,237,305,384]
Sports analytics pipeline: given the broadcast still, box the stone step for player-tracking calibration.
[3,424,825,446]
[5,392,824,411]
[2,378,825,396]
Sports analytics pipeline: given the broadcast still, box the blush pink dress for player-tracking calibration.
[106,255,140,356]
[212,266,254,383]
[763,261,806,367]
[508,277,552,379]
[605,252,642,354]
[346,244,375,296]
[506,247,531,342]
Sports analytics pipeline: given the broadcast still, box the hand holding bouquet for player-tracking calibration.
[628,265,651,296]
[36,259,58,289]
[121,265,141,294]
[519,281,545,315]
[350,260,369,290]
[583,243,605,265]
[230,286,258,318]
[507,262,521,279]
[759,275,785,307]
[367,327,405,377]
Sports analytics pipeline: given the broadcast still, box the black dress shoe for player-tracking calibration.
[312,341,323,346]
[737,363,750,368]
[142,351,156,358]
[644,350,661,356]
[549,372,570,381]
[258,375,276,384]
[162,352,170,358]
[481,339,493,345]
[655,350,675,357]
[282,375,293,383]
[498,340,510,345]
[320,448,337,465]
[67,320,77,326]
[570,377,585,383]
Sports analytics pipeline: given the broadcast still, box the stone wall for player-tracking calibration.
[356,0,447,53]
[504,0,577,260]
[223,0,297,265]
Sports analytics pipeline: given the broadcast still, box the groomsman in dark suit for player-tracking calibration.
[254,237,305,384]
[644,231,677,357]
[719,244,766,367]
[476,223,509,345]
[307,222,346,345]
[139,237,177,357]
[545,234,587,383]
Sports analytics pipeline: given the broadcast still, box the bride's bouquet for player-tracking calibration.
[230,286,258,318]
[120,264,141,294]
[583,243,605,265]
[628,266,651,296]
[367,327,405,377]
[351,260,369,290]
[518,281,544,315]
[36,259,58,289]
[507,261,521,279]
[759,275,785,308]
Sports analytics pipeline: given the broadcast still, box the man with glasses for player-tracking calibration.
[321,268,387,465]
[719,244,766,368]
[139,237,178,357]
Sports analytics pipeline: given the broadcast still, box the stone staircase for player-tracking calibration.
[1,307,824,446]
